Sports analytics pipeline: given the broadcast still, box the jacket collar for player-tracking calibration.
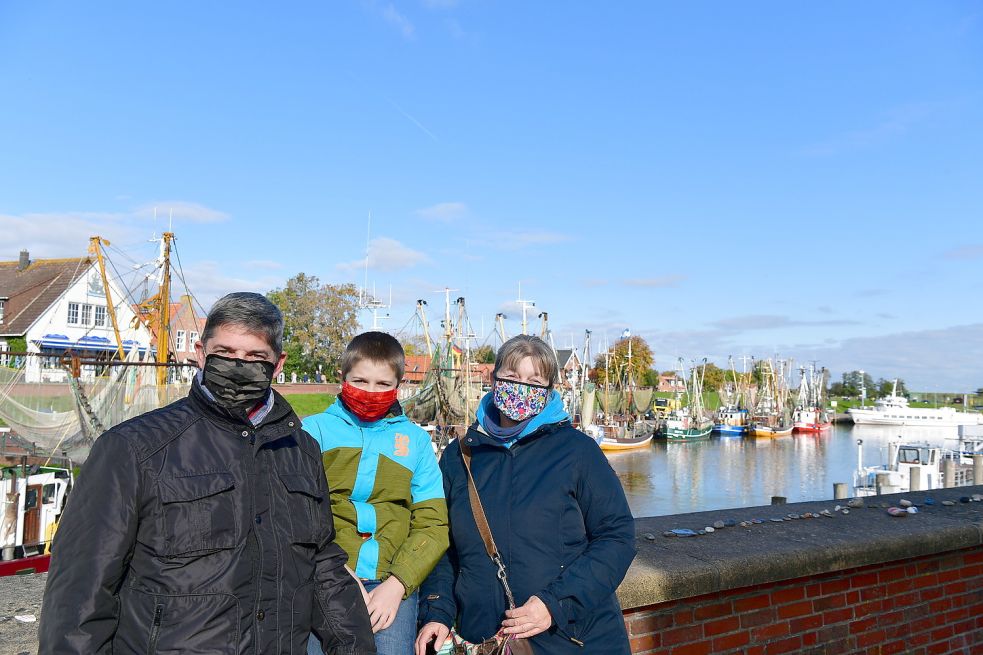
[189,377,299,440]
[324,395,408,430]
[463,416,570,451]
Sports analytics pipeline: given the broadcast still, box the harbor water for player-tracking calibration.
[607,423,965,517]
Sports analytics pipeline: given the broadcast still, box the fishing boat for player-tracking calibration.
[853,438,973,496]
[848,380,983,427]
[792,364,832,433]
[0,461,74,576]
[587,332,657,451]
[594,424,654,451]
[665,360,713,441]
[401,292,486,453]
[749,358,794,438]
[714,356,750,436]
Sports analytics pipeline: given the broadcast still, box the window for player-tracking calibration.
[94,306,106,327]
[25,488,38,510]
[67,302,80,325]
[81,304,92,325]
[175,330,186,352]
[190,331,199,349]
[42,484,57,505]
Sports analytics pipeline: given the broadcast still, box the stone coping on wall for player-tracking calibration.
[617,485,983,610]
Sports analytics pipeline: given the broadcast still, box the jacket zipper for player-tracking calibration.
[147,604,163,655]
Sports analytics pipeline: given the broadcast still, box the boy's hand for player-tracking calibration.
[366,576,405,633]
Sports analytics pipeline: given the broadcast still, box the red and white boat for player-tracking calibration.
[793,365,832,434]
[1,462,73,576]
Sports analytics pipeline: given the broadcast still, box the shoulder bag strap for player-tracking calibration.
[460,441,517,609]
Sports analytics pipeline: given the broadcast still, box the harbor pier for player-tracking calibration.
[618,485,983,653]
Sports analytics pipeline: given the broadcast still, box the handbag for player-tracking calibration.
[460,441,535,655]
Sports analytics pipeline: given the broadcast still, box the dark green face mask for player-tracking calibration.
[202,354,275,412]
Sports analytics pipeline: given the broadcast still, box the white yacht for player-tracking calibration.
[848,381,983,427]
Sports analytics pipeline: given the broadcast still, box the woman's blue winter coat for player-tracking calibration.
[418,393,636,654]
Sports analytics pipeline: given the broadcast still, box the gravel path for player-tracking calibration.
[0,572,45,655]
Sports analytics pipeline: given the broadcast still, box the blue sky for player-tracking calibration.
[1,2,981,391]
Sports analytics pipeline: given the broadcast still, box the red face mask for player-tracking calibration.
[340,382,399,422]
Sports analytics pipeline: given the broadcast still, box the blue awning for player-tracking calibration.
[34,334,151,353]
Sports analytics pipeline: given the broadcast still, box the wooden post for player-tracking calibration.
[833,483,848,499]
[909,465,922,491]
[943,459,956,489]
[974,455,983,485]
[876,472,891,495]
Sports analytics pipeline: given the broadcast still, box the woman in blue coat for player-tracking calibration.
[416,335,636,654]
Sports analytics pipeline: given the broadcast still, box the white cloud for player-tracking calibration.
[943,244,983,260]
[624,275,685,288]
[0,211,138,260]
[0,200,231,261]
[710,314,860,331]
[382,3,416,39]
[484,229,572,251]
[795,323,983,391]
[337,237,430,272]
[177,260,285,310]
[245,259,284,271]
[133,201,230,224]
[415,202,469,222]
[802,102,945,157]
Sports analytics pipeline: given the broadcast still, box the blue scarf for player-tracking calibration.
[475,389,570,447]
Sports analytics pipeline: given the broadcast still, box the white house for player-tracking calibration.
[0,251,153,382]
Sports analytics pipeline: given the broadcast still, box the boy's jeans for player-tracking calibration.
[308,580,419,655]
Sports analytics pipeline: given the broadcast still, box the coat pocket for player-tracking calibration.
[158,472,238,556]
[278,472,325,545]
[115,587,240,655]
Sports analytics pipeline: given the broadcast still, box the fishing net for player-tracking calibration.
[0,349,192,458]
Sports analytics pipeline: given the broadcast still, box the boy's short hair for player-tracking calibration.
[340,331,405,383]
[493,334,560,387]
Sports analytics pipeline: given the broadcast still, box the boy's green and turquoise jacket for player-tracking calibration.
[303,398,448,596]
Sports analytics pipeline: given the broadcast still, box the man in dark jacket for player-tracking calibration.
[39,292,375,655]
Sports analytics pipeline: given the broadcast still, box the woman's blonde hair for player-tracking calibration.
[493,335,560,387]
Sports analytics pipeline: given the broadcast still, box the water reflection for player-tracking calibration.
[607,423,963,517]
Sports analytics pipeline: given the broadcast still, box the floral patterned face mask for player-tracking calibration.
[492,377,550,422]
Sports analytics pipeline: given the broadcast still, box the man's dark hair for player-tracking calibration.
[340,331,405,383]
[201,292,284,355]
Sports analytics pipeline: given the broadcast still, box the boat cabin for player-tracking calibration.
[1,465,73,561]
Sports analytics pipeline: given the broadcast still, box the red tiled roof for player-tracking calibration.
[0,257,92,337]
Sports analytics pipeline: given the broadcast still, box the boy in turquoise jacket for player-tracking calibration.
[305,331,448,655]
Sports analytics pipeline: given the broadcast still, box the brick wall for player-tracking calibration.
[623,546,983,654]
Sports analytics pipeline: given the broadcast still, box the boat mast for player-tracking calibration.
[88,236,126,360]
[516,283,535,335]
[156,232,174,386]
[415,300,434,359]
[495,313,508,346]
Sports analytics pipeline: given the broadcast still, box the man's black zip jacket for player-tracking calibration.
[39,380,376,654]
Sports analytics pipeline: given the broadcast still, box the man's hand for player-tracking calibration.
[366,576,405,633]
[502,595,552,639]
[415,622,451,655]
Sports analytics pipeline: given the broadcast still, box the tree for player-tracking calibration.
[592,336,654,387]
[400,335,429,357]
[641,369,661,387]
[267,273,360,380]
[697,362,726,391]
[474,344,496,364]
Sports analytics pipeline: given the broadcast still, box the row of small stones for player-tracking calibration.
[644,493,983,539]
